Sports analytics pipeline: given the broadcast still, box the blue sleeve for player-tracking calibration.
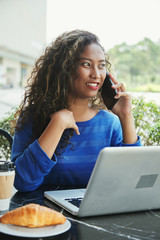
[110,114,142,147]
[121,136,142,146]
[11,120,57,192]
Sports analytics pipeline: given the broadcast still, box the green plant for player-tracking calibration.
[0,108,18,161]
[109,38,160,91]
[0,98,160,161]
[132,96,160,145]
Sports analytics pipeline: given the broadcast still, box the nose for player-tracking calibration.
[90,67,101,79]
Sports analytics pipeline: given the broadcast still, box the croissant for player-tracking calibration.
[0,203,66,227]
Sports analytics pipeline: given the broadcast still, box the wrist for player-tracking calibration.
[118,114,138,144]
[50,115,66,133]
[118,113,134,124]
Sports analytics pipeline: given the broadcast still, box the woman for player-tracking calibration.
[11,30,141,192]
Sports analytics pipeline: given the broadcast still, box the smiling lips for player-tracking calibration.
[86,82,99,90]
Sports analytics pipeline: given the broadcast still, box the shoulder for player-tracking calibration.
[97,110,121,130]
[98,109,119,122]
[15,111,34,140]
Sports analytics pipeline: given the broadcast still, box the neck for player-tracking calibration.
[68,97,98,122]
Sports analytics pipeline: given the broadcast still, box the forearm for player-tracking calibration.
[12,139,56,192]
[38,118,65,159]
[119,114,138,144]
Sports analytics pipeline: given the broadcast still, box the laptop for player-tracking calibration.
[44,146,160,217]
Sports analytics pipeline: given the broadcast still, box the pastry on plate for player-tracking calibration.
[0,203,66,227]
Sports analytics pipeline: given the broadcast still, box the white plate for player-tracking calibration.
[0,220,71,238]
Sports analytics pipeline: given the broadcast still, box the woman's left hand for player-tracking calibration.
[109,74,132,119]
[108,74,138,144]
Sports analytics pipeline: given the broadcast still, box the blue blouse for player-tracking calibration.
[11,110,142,192]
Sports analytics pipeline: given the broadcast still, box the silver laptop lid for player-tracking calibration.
[78,146,160,216]
[45,146,160,217]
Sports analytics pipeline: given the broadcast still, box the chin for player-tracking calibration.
[90,92,99,98]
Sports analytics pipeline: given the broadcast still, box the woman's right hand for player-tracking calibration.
[38,109,79,158]
[50,109,80,135]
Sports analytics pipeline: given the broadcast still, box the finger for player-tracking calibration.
[109,73,118,84]
[114,91,131,99]
[109,73,126,92]
[74,124,80,135]
[112,82,126,92]
[117,82,125,91]
[109,74,122,92]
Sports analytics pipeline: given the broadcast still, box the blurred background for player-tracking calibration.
[0,0,160,120]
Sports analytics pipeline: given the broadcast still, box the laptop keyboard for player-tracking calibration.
[65,197,83,207]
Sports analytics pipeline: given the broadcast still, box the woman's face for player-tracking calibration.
[71,43,106,100]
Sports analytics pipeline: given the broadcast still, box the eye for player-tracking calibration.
[82,62,91,68]
[99,63,106,69]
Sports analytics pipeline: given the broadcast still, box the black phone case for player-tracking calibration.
[101,73,118,110]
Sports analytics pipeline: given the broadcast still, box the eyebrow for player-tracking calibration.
[80,57,106,62]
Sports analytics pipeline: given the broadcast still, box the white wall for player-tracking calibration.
[0,0,47,58]
[0,0,47,87]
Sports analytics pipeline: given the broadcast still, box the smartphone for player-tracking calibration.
[101,73,118,110]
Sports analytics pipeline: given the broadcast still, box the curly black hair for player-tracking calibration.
[15,30,111,154]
